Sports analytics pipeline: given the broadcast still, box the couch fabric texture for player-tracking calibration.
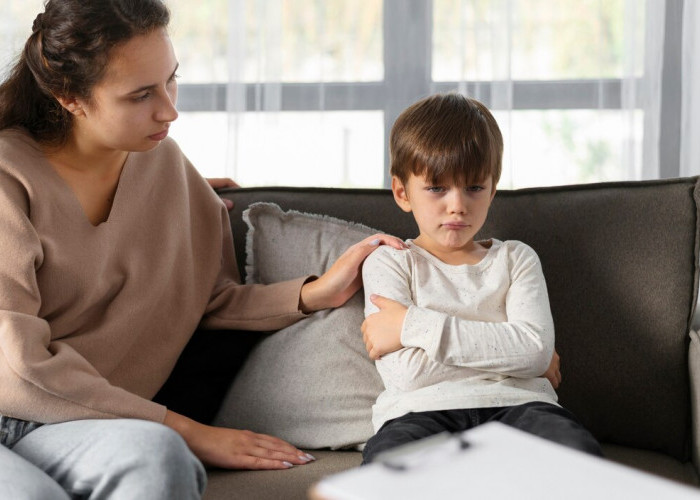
[156,177,700,499]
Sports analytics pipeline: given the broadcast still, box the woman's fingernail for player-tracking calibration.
[369,239,381,246]
[283,461,294,468]
[298,455,311,462]
[305,453,316,461]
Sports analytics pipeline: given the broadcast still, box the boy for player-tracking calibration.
[360,93,601,463]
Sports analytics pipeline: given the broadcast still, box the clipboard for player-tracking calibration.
[311,422,700,500]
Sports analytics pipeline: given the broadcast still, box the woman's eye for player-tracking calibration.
[133,92,151,102]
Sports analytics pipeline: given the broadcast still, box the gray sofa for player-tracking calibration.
[156,177,700,499]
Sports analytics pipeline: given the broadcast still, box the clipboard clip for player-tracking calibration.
[375,431,471,472]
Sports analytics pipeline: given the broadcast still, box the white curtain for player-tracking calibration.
[638,0,666,180]
[681,0,700,177]
[224,0,666,188]
[224,0,383,188]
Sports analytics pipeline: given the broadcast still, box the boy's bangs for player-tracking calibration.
[410,138,498,187]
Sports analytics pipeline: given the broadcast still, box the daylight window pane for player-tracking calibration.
[0,1,43,70]
[433,0,644,81]
[168,0,229,83]
[169,113,229,177]
[234,111,384,187]
[244,0,383,82]
[497,110,643,189]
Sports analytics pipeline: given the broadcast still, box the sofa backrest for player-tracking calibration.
[223,177,700,461]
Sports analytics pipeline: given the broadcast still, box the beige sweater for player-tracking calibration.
[0,129,307,424]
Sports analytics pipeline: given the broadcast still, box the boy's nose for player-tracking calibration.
[447,190,468,214]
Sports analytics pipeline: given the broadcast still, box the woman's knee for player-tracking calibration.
[12,419,206,499]
[0,445,69,500]
[108,420,206,485]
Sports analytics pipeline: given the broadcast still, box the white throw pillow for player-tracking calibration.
[213,202,385,449]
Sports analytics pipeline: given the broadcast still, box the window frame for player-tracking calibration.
[176,0,684,186]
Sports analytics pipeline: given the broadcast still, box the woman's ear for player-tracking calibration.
[391,176,412,213]
[55,95,85,116]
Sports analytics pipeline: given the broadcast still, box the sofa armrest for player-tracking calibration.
[689,330,700,476]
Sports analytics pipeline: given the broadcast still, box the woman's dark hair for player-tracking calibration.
[390,93,503,189]
[0,0,170,145]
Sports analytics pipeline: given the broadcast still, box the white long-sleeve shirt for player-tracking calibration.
[362,239,558,431]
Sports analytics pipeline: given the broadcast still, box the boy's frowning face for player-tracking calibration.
[392,173,496,263]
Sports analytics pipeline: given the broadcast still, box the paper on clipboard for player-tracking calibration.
[313,422,700,500]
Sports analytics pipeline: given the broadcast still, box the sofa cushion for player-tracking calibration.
[204,450,362,500]
[213,203,385,449]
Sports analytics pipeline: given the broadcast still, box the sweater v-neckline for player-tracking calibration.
[43,153,133,229]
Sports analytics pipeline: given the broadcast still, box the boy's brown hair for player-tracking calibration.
[390,93,503,189]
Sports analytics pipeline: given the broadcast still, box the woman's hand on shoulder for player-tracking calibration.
[206,177,240,211]
[164,410,314,470]
[298,234,407,313]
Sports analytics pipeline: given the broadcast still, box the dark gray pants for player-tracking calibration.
[362,402,603,464]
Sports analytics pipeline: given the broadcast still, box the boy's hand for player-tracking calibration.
[542,349,561,389]
[361,294,407,360]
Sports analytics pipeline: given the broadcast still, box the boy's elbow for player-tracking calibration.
[506,342,552,378]
[393,374,431,392]
[377,350,435,392]
[526,343,553,377]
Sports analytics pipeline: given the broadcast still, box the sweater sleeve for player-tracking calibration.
[400,244,554,378]
[200,203,310,331]
[363,247,474,391]
[0,172,166,423]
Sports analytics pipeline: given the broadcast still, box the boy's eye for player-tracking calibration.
[466,185,485,192]
[426,186,445,193]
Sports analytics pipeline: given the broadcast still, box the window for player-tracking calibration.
[4,1,678,189]
[170,0,659,189]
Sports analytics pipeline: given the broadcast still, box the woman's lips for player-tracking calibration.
[149,128,169,141]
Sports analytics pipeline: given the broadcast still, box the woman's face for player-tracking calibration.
[71,28,179,154]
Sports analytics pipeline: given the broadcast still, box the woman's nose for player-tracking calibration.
[156,90,179,123]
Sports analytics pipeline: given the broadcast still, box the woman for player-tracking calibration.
[0,1,405,498]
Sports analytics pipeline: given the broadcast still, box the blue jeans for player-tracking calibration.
[0,416,206,499]
[362,402,603,464]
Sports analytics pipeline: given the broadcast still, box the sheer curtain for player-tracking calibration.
[224,0,384,188]
[223,0,667,189]
[430,0,666,186]
[681,0,700,177]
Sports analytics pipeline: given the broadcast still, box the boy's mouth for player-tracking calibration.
[442,222,468,230]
